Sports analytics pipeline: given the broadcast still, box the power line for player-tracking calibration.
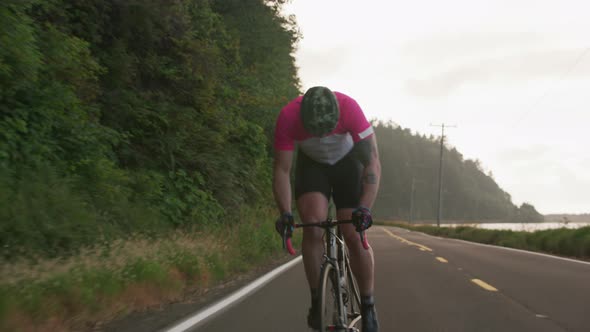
[510,46,590,129]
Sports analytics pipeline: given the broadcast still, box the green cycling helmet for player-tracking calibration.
[300,86,340,137]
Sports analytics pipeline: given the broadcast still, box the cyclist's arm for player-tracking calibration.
[273,149,294,214]
[356,135,381,208]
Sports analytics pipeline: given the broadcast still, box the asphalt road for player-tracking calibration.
[170,226,590,332]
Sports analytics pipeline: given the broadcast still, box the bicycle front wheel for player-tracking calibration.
[319,263,345,331]
[345,260,362,329]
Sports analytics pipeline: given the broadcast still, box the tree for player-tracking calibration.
[372,121,526,222]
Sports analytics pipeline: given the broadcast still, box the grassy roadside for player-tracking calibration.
[0,207,296,332]
[379,221,590,260]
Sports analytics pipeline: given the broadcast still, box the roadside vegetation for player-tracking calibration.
[0,206,298,332]
[1,2,299,330]
[382,222,590,260]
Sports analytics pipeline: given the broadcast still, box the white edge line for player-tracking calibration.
[415,231,590,266]
[164,256,303,332]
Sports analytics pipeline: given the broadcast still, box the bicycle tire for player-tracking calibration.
[319,263,345,331]
[344,257,362,329]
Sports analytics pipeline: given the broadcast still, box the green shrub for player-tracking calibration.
[123,259,167,284]
[205,253,227,282]
[175,253,201,280]
[0,167,99,258]
[500,232,528,249]
[0,165,168,259]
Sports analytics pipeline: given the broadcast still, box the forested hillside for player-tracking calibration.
[1,0,300,258]
[372,122,543,223]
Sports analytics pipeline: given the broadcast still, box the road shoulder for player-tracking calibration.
[98,255,294,332]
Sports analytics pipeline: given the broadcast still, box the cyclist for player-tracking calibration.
[273,86,381,331]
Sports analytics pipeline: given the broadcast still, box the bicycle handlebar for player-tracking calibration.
[284,219,369,256]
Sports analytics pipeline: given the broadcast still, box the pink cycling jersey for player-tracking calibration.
[274,92,374,165]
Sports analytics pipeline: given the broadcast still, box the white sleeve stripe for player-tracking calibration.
[358,126,374,139]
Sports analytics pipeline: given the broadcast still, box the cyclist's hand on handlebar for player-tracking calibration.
[352,206,373,232]
[275,212,294,244]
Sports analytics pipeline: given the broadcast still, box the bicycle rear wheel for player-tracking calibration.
[319,263,345,331]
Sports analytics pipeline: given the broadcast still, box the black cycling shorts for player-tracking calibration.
[294,150,363,209]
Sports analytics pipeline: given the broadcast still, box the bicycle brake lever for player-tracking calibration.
[282,226,296,255]
[285,237,296,255]
[359,231,369,250]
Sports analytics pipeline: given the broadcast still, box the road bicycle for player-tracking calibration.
[283,219,369,332]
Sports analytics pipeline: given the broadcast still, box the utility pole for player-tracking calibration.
[430,123,456,227]
[409,176,415,224]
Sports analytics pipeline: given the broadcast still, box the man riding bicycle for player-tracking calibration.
[273,86,381,331]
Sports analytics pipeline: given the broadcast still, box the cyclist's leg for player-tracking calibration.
[294,151,331,329]
[337,211,375,295]
[332,153,379,331]
[339,215,379,331]
[330,153,375,296]
[297,192,329,289]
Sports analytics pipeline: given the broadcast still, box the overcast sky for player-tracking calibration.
[281,0,590,214]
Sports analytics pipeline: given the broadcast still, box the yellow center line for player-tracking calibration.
[381,228,433,252]
[436,257,448,263]
[471,279,498,292]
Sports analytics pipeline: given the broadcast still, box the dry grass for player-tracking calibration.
[0,217,281,332]
[0,205,283,332]
[1,230,219,286]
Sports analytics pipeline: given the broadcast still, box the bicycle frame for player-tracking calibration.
[285,219,364,331]
[324,220,347,328]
